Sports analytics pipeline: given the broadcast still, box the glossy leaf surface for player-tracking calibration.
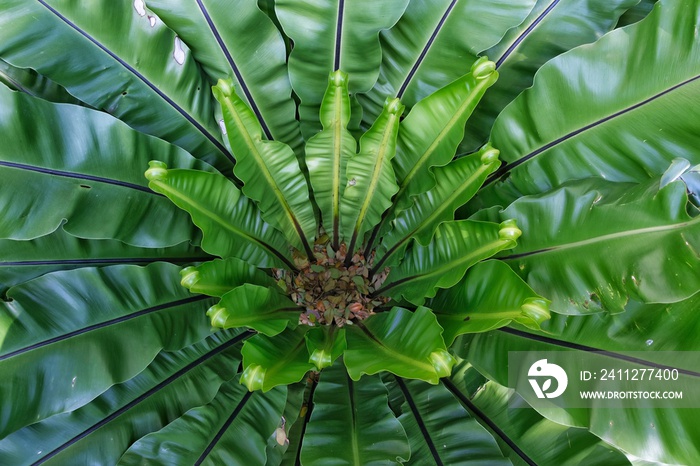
[146,165,294,269]
[118,377,286,466]
[429,260,550,345]
[0,263,214,438]
[300,362,409,465]
[497,178,700,314]
[179,257,275,298]
[0,85,206,247]
[0,0,232,169]
[344,307,454,384]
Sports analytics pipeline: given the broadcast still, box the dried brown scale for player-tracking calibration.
[273,238,390,327]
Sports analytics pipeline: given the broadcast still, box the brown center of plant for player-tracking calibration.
[273,237,390,327]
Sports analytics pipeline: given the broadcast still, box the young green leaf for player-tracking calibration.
[376,220,521,304]
[304,326,347,370]
[305,71,357,249]
[344,307,455,384]
[341,97,403,258]
[145,163,294,269]
[428,260,550,345]
[207,284,299,336]
[213,80,317,258]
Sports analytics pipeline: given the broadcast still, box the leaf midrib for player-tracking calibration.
[503,216,700,260]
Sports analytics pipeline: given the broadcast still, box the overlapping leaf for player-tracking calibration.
[214,81,316,256]
[387,376,510,466]
[478,0,700,206]
[0,85,207,247]
[359,0,535,123]
[276,0,409,136]
[428,260,550,345]
[344,307,455,384]
[118,377,286,466]
[0,331,246,465]
[497,178,700,314]
[179,257,275,298]
[146,0,302,149]
[376,220,520,304]
[145,165,294,269]
[0,0,231,169]
[300,362,409,465]
[0,263,214,439]
[460,0,639,151]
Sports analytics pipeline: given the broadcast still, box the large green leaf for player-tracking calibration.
[207,284,299,336]
[478,0,700,206]
[145,164,294,269]
[429,260,550,345]
[0,330,247,465]
[305,71,356,249]
[446,362,633,466]
[457,299,700,465]
[299,362,409,465]
[0,0,232,169]
[179,257,275,298]
[359,0,535,123]
[118,377,286,466]
[376,220,520,304]
[145,0,302,150]
[0,85,208,247]
[496,178,700,314]
[460,0,639,151]
[0,230,207,293]
[214,81,317,257]
[374,149,500,270]
[344,307,454,384]
[241,327,315,392]
[275,0,409,137]
[340,98,403,256]
[387,376,510,466]
[0,263,214,439]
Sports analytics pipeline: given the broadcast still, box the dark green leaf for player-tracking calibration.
[118,377,286,466]
[0,263,214,438]
[300,362,409,465]
[0,59,84,105]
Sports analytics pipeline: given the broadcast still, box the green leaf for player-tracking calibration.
[376,220,520,304]
[387,376,510,466]
[300,362,409,465]
[617,0,658,27]
[497,178,700,314]
[344,307,455,384]
[118,377,286,466]
[457,297,700,465]
[146,0,303,150]
[0,58,85,105]
[0,330,246,465]
[479,0,700,206]
[179,257,275,298]
[304,326,347,370]
[359,0,535,123]
[241,327,315,392]
[374,148,500,270]
[0,263,214,438]
[275,0,409,137]
[341,98,403,255]
[0,229,207,293]
[145,164,294,269]
[0,0,232,169]
[305,71,357,248]
[429,260,550,345]
[214,81,316,257]
[0,85,208,247]
[447,361,633,466]
[207,284,299,336]
[460,0,639,151]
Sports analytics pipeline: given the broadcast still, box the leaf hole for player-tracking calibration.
[79,184,92,189]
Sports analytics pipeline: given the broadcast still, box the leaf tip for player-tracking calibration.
[179,266,200,290]
[471,56,497,80]
[206,303,229,328]
[498,219,522,243]
[144,160,168,182]
[429,349,456,379]
[241,363,266,391]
